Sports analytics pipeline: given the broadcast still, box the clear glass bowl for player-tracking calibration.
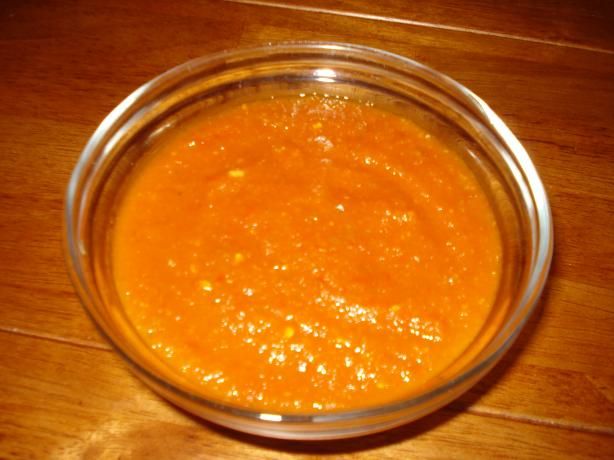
[64,42,553,440]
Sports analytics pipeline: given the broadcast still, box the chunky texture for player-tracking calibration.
[112,95,502,413]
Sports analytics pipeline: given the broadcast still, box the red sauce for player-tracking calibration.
[112,94,502,412]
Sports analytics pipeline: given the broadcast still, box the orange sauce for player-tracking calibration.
[112,95,502,412]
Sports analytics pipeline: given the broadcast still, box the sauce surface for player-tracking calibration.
[113,95,502,412]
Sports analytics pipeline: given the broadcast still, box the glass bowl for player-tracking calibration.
[64,42,553,440]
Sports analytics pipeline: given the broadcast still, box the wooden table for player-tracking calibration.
[1,1,613,458]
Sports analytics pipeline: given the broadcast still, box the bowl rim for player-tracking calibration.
[64,40,554,426]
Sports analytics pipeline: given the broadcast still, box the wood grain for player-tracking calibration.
[1,0,613,457]
[1,331,613,459]
[228,0,614,52]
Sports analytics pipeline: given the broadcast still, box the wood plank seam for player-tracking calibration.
[223,0,614,55]
[462,406,614,437]
[0,326,111,352]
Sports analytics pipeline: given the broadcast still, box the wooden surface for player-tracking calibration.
[1,0,613,457]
